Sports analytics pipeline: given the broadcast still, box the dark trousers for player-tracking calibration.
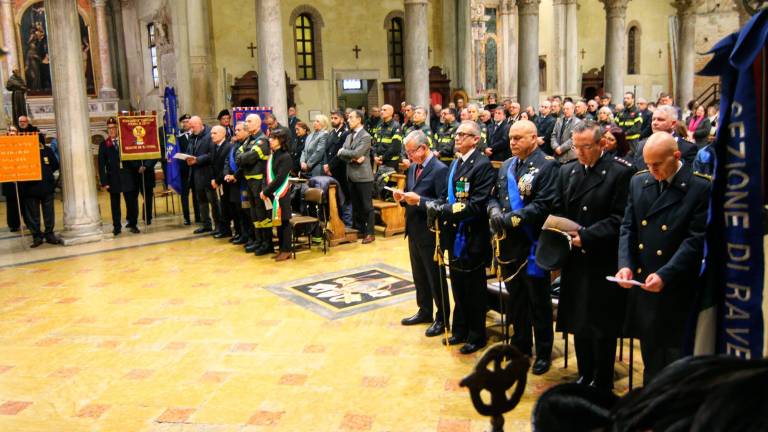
[449,265,487,345]
[219,184,240,235]
[195,186,220,230]
[640,338,683,385]
[21,194,55,238]
[3,184,20,230]
[349,181,374,235]
[240,207,254,240]
[181,175,200,223]
[109,190,139,230]
[277,221,292,251]
[505,265,553,359]
[408,236,449,324]
[574,333,617,390]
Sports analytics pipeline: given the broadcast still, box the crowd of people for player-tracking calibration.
[4,89,718,390]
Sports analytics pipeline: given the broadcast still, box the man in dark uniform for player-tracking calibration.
[217,109,234,140]
[372,104,403,170]
[553,121,634,390]
[19,140,60,247]
[488,119,558,374]
[209,125,232,237]
[98,117,141,235]
[535,101,556,156]
[136,157,157,226]
[237,113,273,255]
[176,114,198,225]
[615,92,643,155]
[186,116,219,234]
[633,105,698,169]
[394,130,450,337]
[3,126,21,232]
[222,122,248,243]
[485,106,511,162]
[435,108,459,164]
[426,120,495,354]
[400,107,434,170]
[615,131,710,384]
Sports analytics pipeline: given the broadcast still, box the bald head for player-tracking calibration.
[210,125,226,143]
[643,132,680,181]
[509,120,539,159]
[245,113,262,134]
[189,116,203,134]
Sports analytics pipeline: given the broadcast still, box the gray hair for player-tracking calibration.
[404,130,430,149]
[572,120,604,143]
[598,106,613,116]
[459,120,481,136]
[655,104,679,121]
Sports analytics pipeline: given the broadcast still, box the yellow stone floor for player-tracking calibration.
[0,196,642,431]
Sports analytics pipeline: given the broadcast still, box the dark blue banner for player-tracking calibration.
[163,87,183,194]
[699,10,767,359]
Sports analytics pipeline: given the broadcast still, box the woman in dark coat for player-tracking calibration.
[290,121,308,175]
[686,104,711,148]
[603,125,629,158]
[261,128,294,261]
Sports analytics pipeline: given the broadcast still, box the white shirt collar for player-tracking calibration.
[461,147,475,162]
[665,161,684,184]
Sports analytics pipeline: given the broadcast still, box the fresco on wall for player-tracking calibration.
[19,2,95,96]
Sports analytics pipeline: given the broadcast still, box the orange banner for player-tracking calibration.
[117,114,161,161]
[0,134,42,183]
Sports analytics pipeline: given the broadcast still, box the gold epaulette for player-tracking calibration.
[633,169,649,176]
[693,172,713,181]
[544,155,555,160]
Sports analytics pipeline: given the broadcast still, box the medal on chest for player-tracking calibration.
[518,167,539,198]
[453,177,470,213]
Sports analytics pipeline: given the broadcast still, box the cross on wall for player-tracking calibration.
[352,45,362,59]
[246,42,257,58]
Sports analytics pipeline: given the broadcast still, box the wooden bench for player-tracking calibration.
[327,184,358,246]
[373,173,406,237]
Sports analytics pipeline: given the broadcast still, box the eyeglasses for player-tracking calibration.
[455,132,476,139]
[573,144,596,151]
[405,146,426,155]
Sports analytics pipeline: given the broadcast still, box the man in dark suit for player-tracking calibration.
[488,119,558,374]
[186,116,219,233]
[552,121,635,390]
[324,111,352,226]
[485,106,511,162]
[211,125,234,238]
[633,105,698,169]
[615,131,710,385]
[337,109,376,244]
[393,130,450,337]
[223,122,251,245]
[176,114,198,225]
[535,101,556,156]
[426,120,495,354]
[98,117,141,235]
[19,142,61,247]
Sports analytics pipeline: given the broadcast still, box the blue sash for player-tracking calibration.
[447,158,469,259]
[229,145,247,201]
[507,158,546,278]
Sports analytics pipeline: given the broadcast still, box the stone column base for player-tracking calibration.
[61,222,103,246]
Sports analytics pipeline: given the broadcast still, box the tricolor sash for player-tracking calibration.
[266,154,290,226]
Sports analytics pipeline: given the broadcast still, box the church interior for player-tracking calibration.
[0,0,762,431]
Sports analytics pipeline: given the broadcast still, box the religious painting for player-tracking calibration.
[19,2,96,96]
[264,264,415,319]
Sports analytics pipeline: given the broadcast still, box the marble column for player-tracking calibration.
[92,0,117,98]
[674,0,696,108]
[516,0,540,109]
[45,0,103,245]
[256,0,288,125]
[498,0,518,101]
[457,0,474,96]
[552,0,567,96]
[0,0,17,76]
[441,0,458,89]
[565,0,580,98]
[600,0,630,100]
[404,0,430,119]
[186,0,214,117]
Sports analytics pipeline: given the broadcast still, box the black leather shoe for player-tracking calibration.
[401,313,432,326]
[229,235,240,243]
[210,230,221,236]
[10,227,20,232]
[128,226,140,234]
[442,335,467,346]
[245,241,261,253]
[193,227,212,234]
[255,245,274,256]
[30,237,44,248]
[532,358,551,375]
[425,321,446,337]
[213,231,230,239]
[44,234,62,245]
[232,236,248,245]
[575,375,591,385]
[183,220,191,226]
[459,341,486,355]
[113,229,122,236]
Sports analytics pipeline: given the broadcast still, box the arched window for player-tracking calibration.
[485,38,498,91]
[387,17,404,79]
[627,25,640,75]
[294,14,315,80]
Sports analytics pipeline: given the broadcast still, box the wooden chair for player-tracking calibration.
[152,170,177,217]
[289,187,326,258]
[327,184,358,246]
[373,173,406,237]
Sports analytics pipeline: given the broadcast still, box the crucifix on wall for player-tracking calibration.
[246,42,257,58]
[428,46,432,59]
[580,49,586,60]
[352,45,361,59]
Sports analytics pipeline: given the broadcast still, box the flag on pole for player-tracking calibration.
[163,87,183,194]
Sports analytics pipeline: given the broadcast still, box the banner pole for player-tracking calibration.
[141,171,148,232]
[14,181,25,244]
